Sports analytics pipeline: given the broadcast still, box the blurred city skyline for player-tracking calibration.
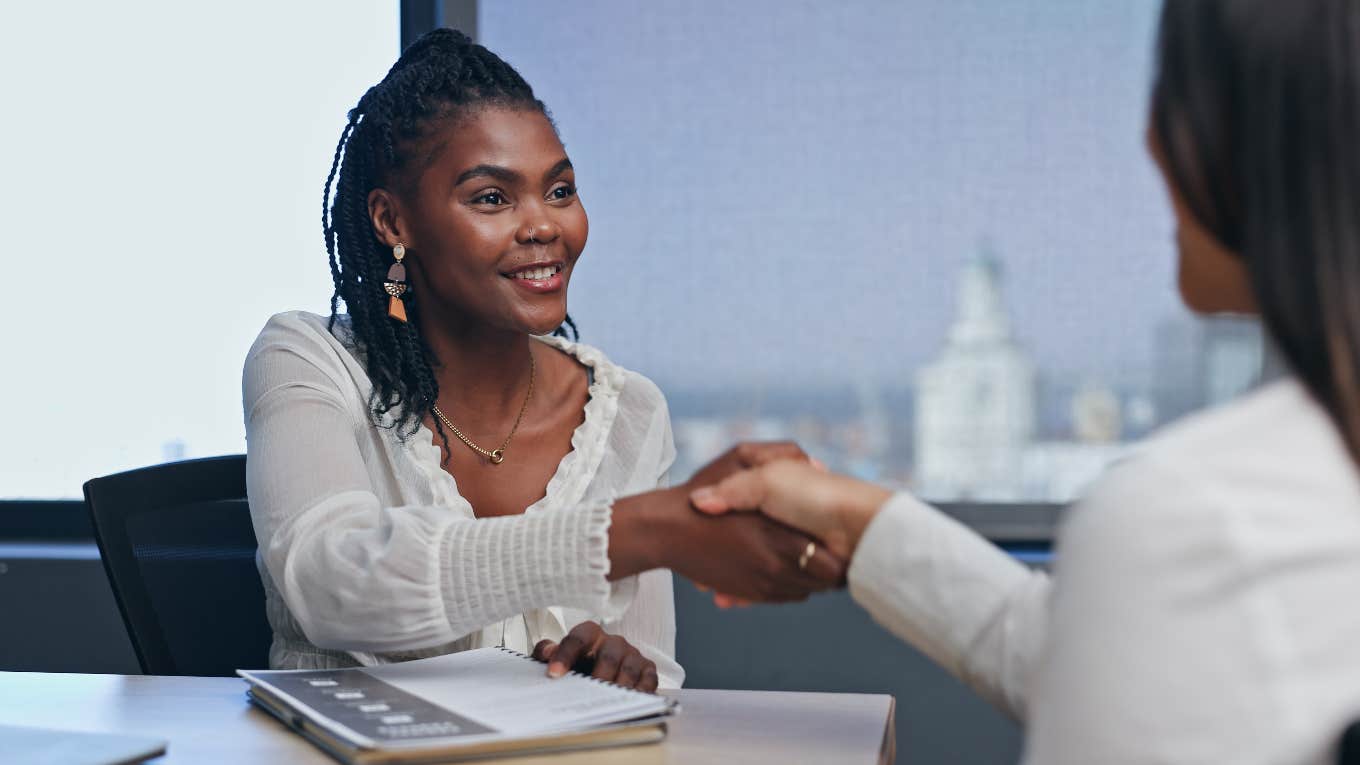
[485,0,1181,391]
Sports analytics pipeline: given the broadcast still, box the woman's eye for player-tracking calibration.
[549,184,577,201]
[473,191,506,205]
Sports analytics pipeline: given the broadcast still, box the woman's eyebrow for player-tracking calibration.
[455,164,521,186]
[542,158,573,183]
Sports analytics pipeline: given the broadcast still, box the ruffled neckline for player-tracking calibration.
[404,334,627,515]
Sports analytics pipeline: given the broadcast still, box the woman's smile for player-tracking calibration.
[503,261,566,294]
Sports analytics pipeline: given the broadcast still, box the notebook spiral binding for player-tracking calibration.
[494,645,661,699]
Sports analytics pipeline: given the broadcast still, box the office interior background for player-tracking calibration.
[0,2,1265,763]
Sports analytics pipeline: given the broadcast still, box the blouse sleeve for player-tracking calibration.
[847,492,1051,721]
[243,317,632,655]
[598,382,684,688]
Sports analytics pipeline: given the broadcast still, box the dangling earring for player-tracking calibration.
[384,243,409,322]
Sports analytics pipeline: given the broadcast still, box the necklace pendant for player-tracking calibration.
[489,449,505,465]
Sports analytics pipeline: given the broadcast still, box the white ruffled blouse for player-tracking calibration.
[242,311,683,688]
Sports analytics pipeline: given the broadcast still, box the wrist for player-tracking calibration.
[833,481,892,558]
[608,488,687,578]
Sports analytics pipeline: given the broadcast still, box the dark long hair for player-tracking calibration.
[1152,0,1360,461]
[322,29,577,442]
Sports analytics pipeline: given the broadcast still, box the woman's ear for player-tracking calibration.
[368,188,408,249]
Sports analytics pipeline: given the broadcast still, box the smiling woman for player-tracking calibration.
[367,109,586,349]
[242,29,846,689]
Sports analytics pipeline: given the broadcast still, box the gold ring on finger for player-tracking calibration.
[797,541,817,571]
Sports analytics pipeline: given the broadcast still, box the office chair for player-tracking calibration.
[1341,720,1360,765]
[84,455,271,676]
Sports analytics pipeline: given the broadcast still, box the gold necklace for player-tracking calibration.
[431,352,535,465]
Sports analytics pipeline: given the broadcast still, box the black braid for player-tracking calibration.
[321,29,578,449]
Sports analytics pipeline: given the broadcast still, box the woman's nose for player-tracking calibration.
[519,221,560,244]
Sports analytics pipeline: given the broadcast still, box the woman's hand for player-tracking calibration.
[605,441,843,603]
[683,441,820,491]
[690,460,892,560]
[669,490,847,601]
[532,621,660,693]
[609,486,846,600]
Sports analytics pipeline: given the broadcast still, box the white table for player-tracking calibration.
[0,672,895,764]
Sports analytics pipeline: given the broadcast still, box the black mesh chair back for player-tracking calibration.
[83,455,271,676]
[1342,720,1360,765]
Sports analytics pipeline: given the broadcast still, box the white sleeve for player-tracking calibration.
[847,493,1051,720]
[599,393,684,688]
[243,325,629,655]
[1022,459,1282,765]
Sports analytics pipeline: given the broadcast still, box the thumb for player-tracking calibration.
[690,468,769,515]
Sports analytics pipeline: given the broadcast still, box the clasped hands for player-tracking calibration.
[681,442,893,608]
[634,441,888,605]
[538,442,891,691]
[602,442,851,607]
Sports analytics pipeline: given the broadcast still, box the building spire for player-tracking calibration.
[948,239,1012,346]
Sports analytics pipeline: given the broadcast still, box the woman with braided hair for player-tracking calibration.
[242,29,843,690]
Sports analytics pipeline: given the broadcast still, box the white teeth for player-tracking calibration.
[513,265,559,280]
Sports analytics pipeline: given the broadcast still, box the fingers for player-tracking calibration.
[734,441,809,468]
[690,468,769,515]
[713,593,752,609]
[783,531,847,593]
[687,441,814,491]
[639,665,660,694]
[532,639,558,663]
[762,525,847,601]
[613,650,651,690]
[681,512,841,604]
[548,621,603,678]
[591,635,628,683]
[549,629,657,694]
[803,543,848,586]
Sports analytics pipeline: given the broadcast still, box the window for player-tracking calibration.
[479,0,1263,503]
[0,2,399,498]
[1,2,1265,505]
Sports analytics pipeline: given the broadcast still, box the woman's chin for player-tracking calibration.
[516,309,570,337]
[1176,250,1258,316]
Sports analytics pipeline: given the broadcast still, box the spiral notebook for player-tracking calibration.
[237,647,676,764]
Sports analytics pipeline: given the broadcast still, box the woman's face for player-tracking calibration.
[371,106,587,335]
[1146,122,1257,315]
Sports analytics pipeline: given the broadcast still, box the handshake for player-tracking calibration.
[608,442,893,606]
[540,442,895,690]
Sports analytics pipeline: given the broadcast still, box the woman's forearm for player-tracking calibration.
[607,486,848,601]
[607,488,687,580]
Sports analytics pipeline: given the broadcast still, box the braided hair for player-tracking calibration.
[322,29,578,446]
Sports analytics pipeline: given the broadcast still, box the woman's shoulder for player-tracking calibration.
[533,335,669,416]
[1143,377,1333,451]
[1128,377,1355,494]
[243,310,366,403]
[249,310,348,352]
[1063,378,1360,569]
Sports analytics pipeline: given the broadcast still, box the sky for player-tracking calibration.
[0,1,1176,497]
